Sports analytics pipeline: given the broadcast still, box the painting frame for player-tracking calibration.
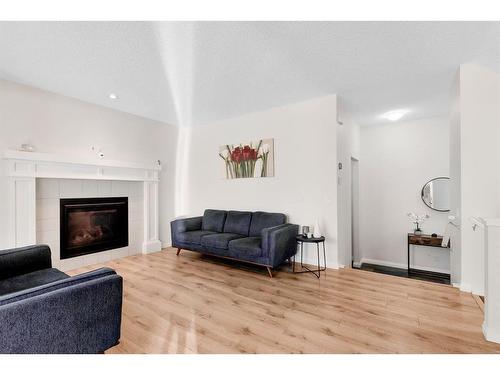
[219,138,274,179]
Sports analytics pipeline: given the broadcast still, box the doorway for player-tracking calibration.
[351,157,360,268]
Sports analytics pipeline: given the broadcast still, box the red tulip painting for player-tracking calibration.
[219,138,274,179]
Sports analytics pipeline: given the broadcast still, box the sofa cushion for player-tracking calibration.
[201,233,245,250]
[249,211,287,237]
[202,209,227,232]
[228,237,262,258]
[177,230,217,245]
[0,268,69,297]
[223,211,252,236]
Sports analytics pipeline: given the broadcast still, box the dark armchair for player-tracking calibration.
[0,245,122,354]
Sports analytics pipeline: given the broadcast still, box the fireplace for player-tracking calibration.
[60,197,129,259]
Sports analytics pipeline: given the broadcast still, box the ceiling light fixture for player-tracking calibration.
[109,93,118,100]
[381,109,409,122]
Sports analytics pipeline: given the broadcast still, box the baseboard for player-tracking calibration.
[483,322,500,344]
[472,288,485,296]
[359,257,450,275]
[300,255,338,270]
[142,240,162,254]
[295,261,339,271]
[352,261,361,268]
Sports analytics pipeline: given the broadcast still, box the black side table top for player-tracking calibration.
[296,235,325,243]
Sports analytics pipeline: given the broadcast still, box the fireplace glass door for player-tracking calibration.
[60,197,128,259]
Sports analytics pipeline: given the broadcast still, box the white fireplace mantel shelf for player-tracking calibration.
[3,150,161,182]
[2,150,162,255]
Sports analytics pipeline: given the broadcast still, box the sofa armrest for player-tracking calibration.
[262,224,299,267]
[171,216,203,244]
[0,268,123,353]
[0,245,52,281]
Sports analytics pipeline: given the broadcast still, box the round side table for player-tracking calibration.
[293,235,326,278]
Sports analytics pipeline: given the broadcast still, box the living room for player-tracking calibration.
[1,1,500,373]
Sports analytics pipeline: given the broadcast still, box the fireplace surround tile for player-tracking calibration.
[97,181,112,196]
[37,198,59,219]
[36,178,60,199]
[111,180,130,196]
[60,179,84,198]
[36,218,58,232]
[82,180,99,196]
[36,178,144,270]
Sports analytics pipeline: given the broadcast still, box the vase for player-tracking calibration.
[313,220,321,237]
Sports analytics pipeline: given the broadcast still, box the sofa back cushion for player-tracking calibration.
[223,211,252,236]
[202,209,227,232]
[249,211,287,237]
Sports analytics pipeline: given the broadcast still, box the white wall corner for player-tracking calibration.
[483,323,500,344]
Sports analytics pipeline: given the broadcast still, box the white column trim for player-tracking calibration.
[142,180,162,254]
[482,218,500,344]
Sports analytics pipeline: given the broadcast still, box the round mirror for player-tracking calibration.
[421,177,450,212]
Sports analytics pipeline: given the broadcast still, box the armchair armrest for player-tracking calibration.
[262,224,299,267]
[0,245,52,281]
[171,216,203,245]
[0,268,123,353]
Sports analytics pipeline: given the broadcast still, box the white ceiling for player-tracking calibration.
[1,21,499,126]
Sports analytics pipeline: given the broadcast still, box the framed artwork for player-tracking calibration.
[219,138,274,179]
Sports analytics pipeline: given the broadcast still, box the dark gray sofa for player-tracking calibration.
[171,209,299,276]
[0,244,122,354]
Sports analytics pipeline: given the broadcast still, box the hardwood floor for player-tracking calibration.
[69,248,500,354]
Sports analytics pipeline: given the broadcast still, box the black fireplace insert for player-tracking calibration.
[60,197,128,259]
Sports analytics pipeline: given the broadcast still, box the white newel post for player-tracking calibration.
[142,180,162,254]
[483,218,500,343]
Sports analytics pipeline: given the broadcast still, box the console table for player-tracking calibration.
[407,233,450,280]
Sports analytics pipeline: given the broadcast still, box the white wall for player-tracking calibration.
[0,79,178,250]
[359,116,450,273]
[180,95,339,267]
[337,108,361,267]
[449,71,462,285]
[450,63,500,295]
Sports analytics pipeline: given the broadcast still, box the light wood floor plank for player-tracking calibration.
[68,248,500,354]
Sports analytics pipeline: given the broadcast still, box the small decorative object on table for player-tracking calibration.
[407,212,430,234]
[19,143,35,152]
[302,225,310,238]
[313,219,321,238]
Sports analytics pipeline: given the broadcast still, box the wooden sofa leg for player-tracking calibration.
[176,248,181,256]
[266,267,273,278]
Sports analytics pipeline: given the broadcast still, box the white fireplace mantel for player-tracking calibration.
[3,150,162,254]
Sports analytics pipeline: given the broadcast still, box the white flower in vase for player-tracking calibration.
[407,212,430,234]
